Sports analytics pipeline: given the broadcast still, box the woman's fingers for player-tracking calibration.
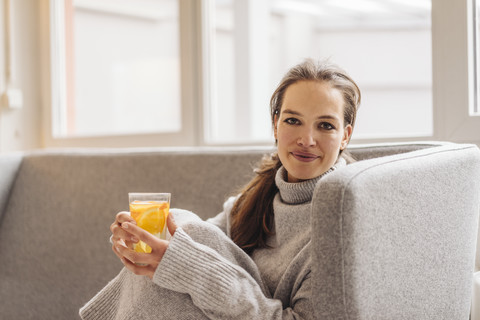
[114,242,154,265]
[110,211,137,248]
[167,213,178,236]
[111,213,172,279]
[114,241,162,279]
[114,211,136,226]
[112,243,124,260]
[110,211,136,235]
[120,222,159,248]
[115,222,169,279]
[119,256,156,278]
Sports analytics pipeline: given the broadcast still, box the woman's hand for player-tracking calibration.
[110,212,178,279]
[110,211,137,250]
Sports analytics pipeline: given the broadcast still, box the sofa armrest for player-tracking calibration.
[311,143,480,319]
[0,153,23,222]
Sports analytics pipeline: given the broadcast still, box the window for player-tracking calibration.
[205,0,433,144]
[50,0,183,138]
[45,0,480,147]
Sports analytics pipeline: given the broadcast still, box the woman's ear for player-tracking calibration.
[341,124,353,150]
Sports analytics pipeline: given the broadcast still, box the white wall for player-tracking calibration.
[0,0,42,153]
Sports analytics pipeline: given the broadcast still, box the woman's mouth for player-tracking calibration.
[291,151,319,162]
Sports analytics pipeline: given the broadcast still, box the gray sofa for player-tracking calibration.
[0,142,479,319]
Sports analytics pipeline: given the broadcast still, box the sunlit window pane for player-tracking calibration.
[58,0,181,137]
[206,0,432,143]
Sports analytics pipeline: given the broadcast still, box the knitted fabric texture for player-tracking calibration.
[80,160,345,319]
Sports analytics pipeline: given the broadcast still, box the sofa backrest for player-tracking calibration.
[0,148,269,319]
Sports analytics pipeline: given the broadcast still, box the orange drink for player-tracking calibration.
[128,193,171,254]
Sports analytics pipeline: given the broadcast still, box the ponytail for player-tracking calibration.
[230,153,281,255]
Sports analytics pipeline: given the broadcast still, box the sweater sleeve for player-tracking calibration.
[152,225,313,319]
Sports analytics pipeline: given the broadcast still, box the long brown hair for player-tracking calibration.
[230,59,361,255]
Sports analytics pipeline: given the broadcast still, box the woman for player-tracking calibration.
[80,59,361,319]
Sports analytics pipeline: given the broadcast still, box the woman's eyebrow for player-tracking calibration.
[282,109,339,121]
[282,109,302,116]
[317,115,340,121]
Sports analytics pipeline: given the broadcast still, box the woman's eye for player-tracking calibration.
[284,118,300,125]
[319,122,335,130]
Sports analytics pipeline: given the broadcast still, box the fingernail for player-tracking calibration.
[115,246,121,253]
[131,237,139,243]
[122,222,129,229]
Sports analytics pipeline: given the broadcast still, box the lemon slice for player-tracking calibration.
[137,206,165,234]
[130,201,168,254]
[135,240,152,254]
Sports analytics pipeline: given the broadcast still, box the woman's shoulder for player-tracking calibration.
[223,195,239,212]
[206,195,240,236]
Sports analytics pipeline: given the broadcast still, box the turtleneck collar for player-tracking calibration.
[274,157,346,204]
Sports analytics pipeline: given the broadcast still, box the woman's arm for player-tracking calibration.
[152,216,313,319]
[110,195,236,280]
[111,206,313,319]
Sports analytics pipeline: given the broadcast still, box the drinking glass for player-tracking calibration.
[128,193,171,253]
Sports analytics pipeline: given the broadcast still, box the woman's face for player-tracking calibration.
[274,80,352,183]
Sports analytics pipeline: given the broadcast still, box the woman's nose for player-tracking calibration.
[297,129,316,147]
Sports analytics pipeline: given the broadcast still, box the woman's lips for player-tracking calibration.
[291,151,319,162]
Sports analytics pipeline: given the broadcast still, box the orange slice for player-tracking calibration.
[137,206,165,234]
[134,240,152,254]
[129,201,169,254]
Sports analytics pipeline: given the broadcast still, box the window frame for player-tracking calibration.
[41,0,204,148]
[432,0,480,145]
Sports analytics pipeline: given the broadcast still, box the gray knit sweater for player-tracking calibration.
[79,160,345,320]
